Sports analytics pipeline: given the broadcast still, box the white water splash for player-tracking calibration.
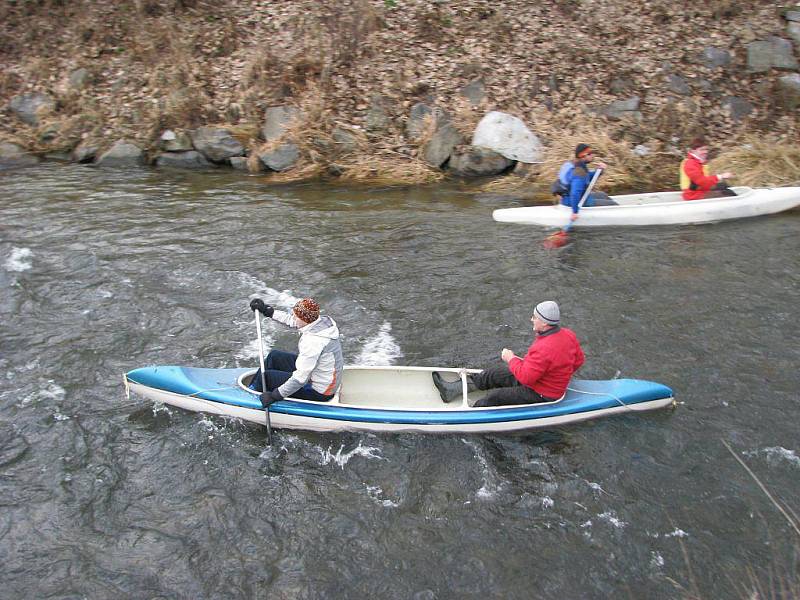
[319,442,384,468]
[235,337,276,361]
[541,496,554,508]
[20,381,65,406]
[366,485,400,508]
[587,481,607,495]
[355,322,402,365]
[238,273,303,307]
[665,528,689,538]
[597,511,627,529]
[462,438,504,499]
[650,552,665,568]
[53,412,70,421]
[5,247,33,272]
[762,446,800,468]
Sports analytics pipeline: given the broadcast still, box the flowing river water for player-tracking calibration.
[1,163,799,599]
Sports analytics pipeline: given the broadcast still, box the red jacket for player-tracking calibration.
[507,327,585,399]
[681,152,719,200]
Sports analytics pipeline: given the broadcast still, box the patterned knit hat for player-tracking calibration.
[534,301,560,325]
[293,298,320,323]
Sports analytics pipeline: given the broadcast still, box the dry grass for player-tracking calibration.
[336,153,445,185]
[712,136,800,188]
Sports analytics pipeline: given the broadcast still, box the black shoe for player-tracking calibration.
[432,372,465,403]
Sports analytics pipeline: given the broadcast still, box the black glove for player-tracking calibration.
[260,388,283,409]
[249,298,274,317]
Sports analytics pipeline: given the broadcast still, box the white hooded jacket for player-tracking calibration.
[270,310,343,398]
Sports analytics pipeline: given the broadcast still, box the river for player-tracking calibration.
[1,163,799,599]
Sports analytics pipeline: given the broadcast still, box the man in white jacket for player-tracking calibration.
[249,297,343,407]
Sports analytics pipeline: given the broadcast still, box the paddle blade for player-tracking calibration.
[543,230,569,249]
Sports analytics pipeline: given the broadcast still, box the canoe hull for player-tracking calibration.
[492,187,800,228]
[125,365,674,434]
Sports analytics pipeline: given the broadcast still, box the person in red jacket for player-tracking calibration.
[681,137,735,200]
[432,301,585,406]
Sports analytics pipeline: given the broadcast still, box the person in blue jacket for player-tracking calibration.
[561,143,615,222]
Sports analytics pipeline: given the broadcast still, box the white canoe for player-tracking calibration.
[124,364,674,434]
[492,186,800,228]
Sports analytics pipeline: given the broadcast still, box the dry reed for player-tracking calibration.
[711,136,800,188]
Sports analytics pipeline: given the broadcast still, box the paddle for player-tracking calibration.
[253,309,274,445]
[543,167,603,249]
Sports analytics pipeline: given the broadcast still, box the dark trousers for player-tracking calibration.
[471,364,554,408]
[704,182,737,199]
[249,349,333,402]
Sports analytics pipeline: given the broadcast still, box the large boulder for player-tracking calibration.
[448,145,514,177]
[747,37,799,72]
[9,92,55,126]
[789,22,800,46]
[160,129,194,152]
[72,141,99,163]
[594,96,641,120]
[190,127,244,162]
[700,47,731,69]
[471,111,543,163]
[95,140,145,167]
[261,105,301,142]
[258,143,300,172]
[777,73,800,109]
[0,142,39,170]
[722,96,753,121]
[406,102,443,139]
[423,122,463,168]
[155,151,214,170]
[365,95,393,133]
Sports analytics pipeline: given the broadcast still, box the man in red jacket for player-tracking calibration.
[681,137,736,200]
[432,301,585,406]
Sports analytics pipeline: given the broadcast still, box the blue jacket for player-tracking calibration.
[561,162,597,214]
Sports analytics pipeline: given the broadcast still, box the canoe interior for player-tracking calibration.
[609,186,752,206]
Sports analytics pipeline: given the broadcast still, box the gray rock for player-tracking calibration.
[229,156,253,171]
[701,47,731,69]
[155,150,214,170]
[448,145,514,177]
[406,102,443,139]
[331,127,362,153]
[747,37,799,72]
[0,142,39,170]
[595,96,641,120]
[777,73,800,109]
[789,22,800,46]
[96,140,145,167]
[471,111,543,163]
[667,74,691,95]
[784,8,800,21]
[9,92,56,126]
[722,96,753,121]
[72,141,98,163]
[459,79,486,106]
[190,127,244,162]
[68,68,91,90]
[258,143,300,172]
[160,129,194,152]
[261,105,301,142]
[365,96,392,133]
[423,122,463,168]
[609,77,634,94]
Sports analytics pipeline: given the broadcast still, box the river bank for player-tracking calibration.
[2,1,800,188]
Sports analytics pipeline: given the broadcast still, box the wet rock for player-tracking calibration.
[9,92,56,126]
[262,105,301,142]
[747,37,799,72]
[722,96,753,121]
[700,47,731,69]
[258,143,300,171]
[96,140,145,167]
[448,145,514,177]
[459,79,486,106]
[155,150,214,169]
[229,156,252,171]
[160,129,194,152]
[423,122,463,168]
[667,74,691,95]
[777,73,800,109]
[0,142,40,170]
[190,127,244,162]
[72,141,99,163]
[471,111,543,163]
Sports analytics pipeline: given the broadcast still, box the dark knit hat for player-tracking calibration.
[575,143,592,159]
[293,298,320,323]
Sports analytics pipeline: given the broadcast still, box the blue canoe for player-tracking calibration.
[124,365,674,434]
